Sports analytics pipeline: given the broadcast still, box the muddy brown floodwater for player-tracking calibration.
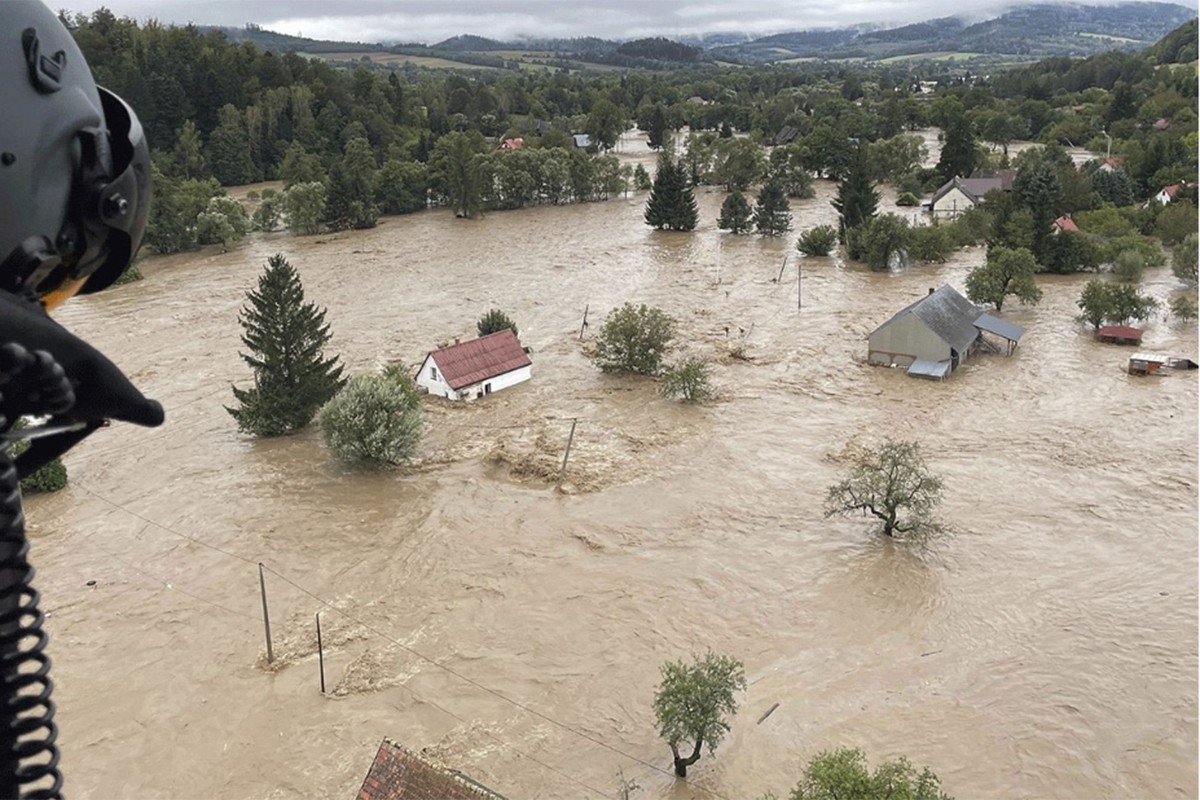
[30,131,1197,800]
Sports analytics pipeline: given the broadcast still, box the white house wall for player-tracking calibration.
[414,356,457,399]
[869,313,951,367]
[455,364,532,400]
[932,187,975,217]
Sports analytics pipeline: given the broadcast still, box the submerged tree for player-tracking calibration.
[965,246,1043,312]
[653,651,746,778]
[319,367,422,468]
[832,150,879,241]
[477,308,519,338]
[718,191,753,234]
[661,354,714,403]
[824,440,948,544]
[796,225,839,257]
[227,254,345,436]
[754,181,792,237]
[590,303,675,375]
[788,748,953,800]
[645,151,699,231]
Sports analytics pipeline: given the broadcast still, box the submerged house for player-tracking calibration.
[927,171,1013,217]
[414,329,532,401]
[868,285,1024,379]
[358,739,507,800]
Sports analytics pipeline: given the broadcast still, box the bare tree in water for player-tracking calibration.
[824,439,949,545]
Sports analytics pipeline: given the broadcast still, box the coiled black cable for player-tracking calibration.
[0,342,72,800]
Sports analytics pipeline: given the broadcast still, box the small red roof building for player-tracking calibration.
[1053,215,1079,233]
[497,137,524,151]
[1153,118,1171,131]
[358,739,506,800]
[1096,325,1143,345]
[415,329,532,400]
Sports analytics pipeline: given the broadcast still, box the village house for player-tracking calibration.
[357,739,506,800]
[496,137,524,151]
[1053,214,1079,233]
[414,329,531,401]
[927,175,1007,217]
[572,133,592,149]
[772,125,801,146]
[1096,325,1143,346]
[867,285,1025,379]
[1153,182,1195,205]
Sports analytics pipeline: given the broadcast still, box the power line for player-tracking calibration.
[73,487,733,800]
[263,565,733,800]
[83,532,262,623]
[74,484,258,567]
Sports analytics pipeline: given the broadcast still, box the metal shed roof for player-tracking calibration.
[1130,352,1169,363]
[907,359,952,379]
[974,313,1025,342]
[910,286,981,354]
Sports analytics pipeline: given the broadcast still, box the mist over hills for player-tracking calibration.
[211,2,1196,68]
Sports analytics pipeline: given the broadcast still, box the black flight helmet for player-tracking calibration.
[0,0,151,311]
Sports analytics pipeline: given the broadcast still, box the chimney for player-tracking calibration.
[454,337,460,345]
[928,287,935,295]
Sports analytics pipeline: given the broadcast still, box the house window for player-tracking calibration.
[430,366,438,381]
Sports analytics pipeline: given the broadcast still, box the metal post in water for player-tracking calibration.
[557,418,578,490]
[316,612,325,694]
[798,259,802,310]
[258,563,273,664]
[579,305,589,340]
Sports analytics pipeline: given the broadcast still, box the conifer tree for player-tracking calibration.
[644,152,698,231]
[227,254,345,437]
[718,192,752,234]
[325,137,379,230]
[936,110,979,184]
[831,150,879,242]
[753,181,792,237]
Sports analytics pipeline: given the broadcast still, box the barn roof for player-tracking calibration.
[357,739,507,800]
[426,330,531,390]
[879,285,981,355]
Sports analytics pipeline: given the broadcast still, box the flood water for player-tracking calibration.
[31,132,1197,799]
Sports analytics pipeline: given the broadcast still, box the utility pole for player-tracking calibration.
[557,418,578,490]
[797,258,802,310]
[258,563,273,664]
[578,305,589,340]
[316,612,326,694]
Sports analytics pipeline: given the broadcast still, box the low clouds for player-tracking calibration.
[59,0,1177,42]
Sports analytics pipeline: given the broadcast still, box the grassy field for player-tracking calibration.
[315,52,499,70]
[1078,32,1142,43]
[877,51,984,63]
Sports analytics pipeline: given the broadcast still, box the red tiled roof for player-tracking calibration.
[1054,215,1079,232]
[426,330,530,390]
[498,137,524,150]
[358,739,506,800]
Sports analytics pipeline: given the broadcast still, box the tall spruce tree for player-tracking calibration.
[644,151,699,231]
[936,110,979,183]
[717,192,752,234]
[831,150,879,242]
[325,137,379,230]
[753,181,792,237]
[227,254,345,437]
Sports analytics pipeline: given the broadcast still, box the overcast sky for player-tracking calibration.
[56,0,1191,43]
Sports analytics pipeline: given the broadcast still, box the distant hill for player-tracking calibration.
[432,34,508,52]
[1144,17,1199,62]
[710,2,1197,62]
[206,2,1196,70]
